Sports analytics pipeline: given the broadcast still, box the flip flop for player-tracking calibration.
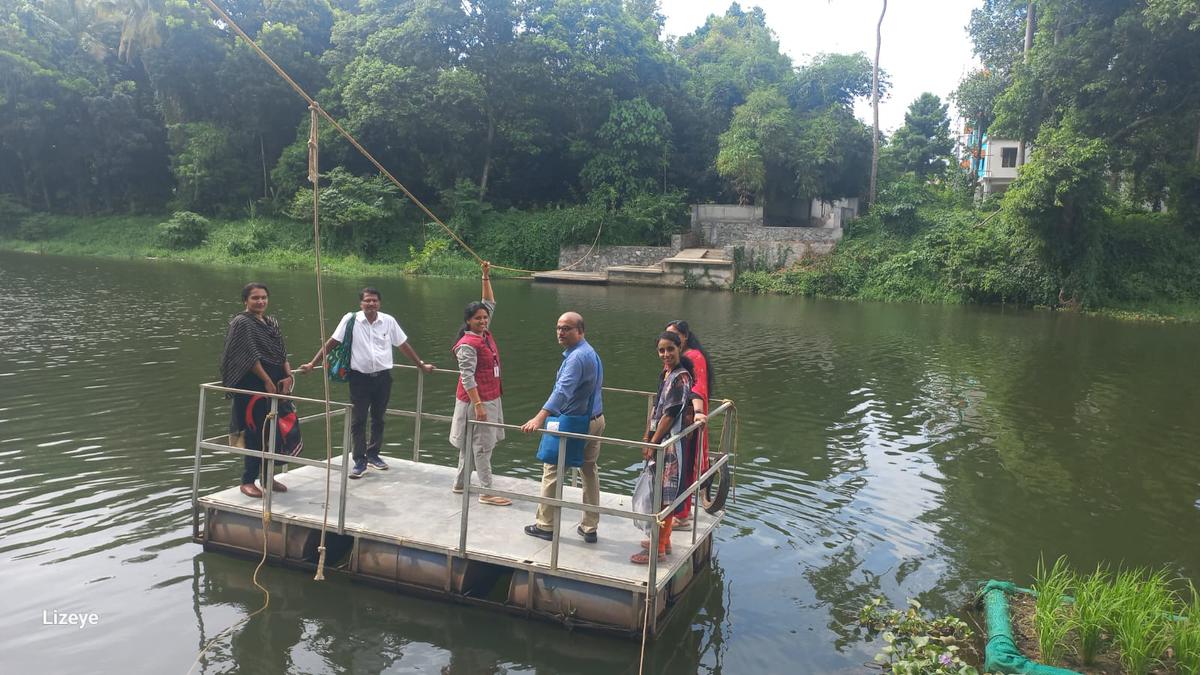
[630,550,667,565]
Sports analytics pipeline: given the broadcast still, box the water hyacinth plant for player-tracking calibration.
[858,597,980,674]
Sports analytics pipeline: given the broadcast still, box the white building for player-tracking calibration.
[978,138,1022,197]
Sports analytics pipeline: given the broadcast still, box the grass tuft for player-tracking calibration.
[1033,555,1074,664]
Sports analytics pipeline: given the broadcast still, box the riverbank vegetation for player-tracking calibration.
[1016,558,1200,674]
[855,557,1200,675]
[2,1,1199,317]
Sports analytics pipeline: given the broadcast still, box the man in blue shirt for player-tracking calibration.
[521,311,604,543]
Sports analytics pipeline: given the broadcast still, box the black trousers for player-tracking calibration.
[348,370,392,461]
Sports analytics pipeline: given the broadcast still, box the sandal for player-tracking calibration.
[640,539,672,554]
[630,550,667,565]
[478,494,512,506]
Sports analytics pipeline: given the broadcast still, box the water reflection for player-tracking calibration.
[189,553,731,674]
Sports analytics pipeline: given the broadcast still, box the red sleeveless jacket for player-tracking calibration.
[453,331,502,402]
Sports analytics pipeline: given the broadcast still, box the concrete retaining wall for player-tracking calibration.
[662,260,734,289]
[557,244,674,273]
[728,239,839,268]
[690,203,843,266]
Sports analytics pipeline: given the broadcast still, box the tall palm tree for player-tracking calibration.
[111,0,161,64]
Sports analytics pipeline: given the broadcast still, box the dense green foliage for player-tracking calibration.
[2,0,1199,317]
[733,178,1200,318]
[885,93,954,178]
[737,0,1200,318]
[156,210,210,249]
[0,0,874,267]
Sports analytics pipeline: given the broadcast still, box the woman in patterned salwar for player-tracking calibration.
[632,331,697,565]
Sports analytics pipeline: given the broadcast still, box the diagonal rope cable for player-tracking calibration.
[196,0,603,276]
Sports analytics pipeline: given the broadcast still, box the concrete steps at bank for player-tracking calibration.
[535,249,734,288]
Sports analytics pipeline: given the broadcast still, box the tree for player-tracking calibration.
[991,0,1200,209]
[581,97,672,206]
[952,69,1006,173]
[716,87,790,204]
[789,52,879,111]
[1003,118,1110,304]
[967,0,1028,78]
[677,2,795,201]
[888,93,954,178]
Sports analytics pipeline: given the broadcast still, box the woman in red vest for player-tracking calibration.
[450,262,512,505]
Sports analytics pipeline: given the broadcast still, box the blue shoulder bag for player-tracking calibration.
[536,353,601,468]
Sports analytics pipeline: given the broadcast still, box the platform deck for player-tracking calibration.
[530,270,609,284]
[198,455,718,591]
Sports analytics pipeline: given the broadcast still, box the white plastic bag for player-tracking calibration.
[632,461,656,533]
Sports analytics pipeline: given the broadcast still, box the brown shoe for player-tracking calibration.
[267,480,287,493]
[239,483,263,498]
[478,494,512,506]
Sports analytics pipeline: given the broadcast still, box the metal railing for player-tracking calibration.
[192,363,734,594]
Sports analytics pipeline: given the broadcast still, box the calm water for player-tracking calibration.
[1,250,1199,674]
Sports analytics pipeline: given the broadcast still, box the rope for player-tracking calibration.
[638,588,652,675]
[186,416,277,674]
[196,0,603,276]
[721,399,740,505]
[308,105,336,581]
[556,214,606,272]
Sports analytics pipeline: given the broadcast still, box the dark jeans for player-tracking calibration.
[233,368,283,486]
[349,369,392,461]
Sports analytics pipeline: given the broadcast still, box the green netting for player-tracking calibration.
[980,580,1081,675]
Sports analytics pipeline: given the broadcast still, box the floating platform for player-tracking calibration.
[530,270,609,284]
[196,456,720,637]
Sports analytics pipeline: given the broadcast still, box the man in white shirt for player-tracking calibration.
[300,287,435,478]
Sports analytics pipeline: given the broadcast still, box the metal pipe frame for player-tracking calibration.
[457,418,474,555]
[338,407,351,533]
[550,436,567,571]
[193,372,733,595]
[191,387,207,540]
[412,368,424,461]
[263,396,279,514]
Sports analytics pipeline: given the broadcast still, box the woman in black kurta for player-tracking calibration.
[219,283,295,498]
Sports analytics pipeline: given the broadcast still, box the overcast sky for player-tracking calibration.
[658,0,980,133]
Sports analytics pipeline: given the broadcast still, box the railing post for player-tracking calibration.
[549,436,567,571]
[263,396,279,515]
[413,367,424,462]
[648,442,665,594]
[458,419,474,555]
[192,387,207,540]
[337,406,351,534]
